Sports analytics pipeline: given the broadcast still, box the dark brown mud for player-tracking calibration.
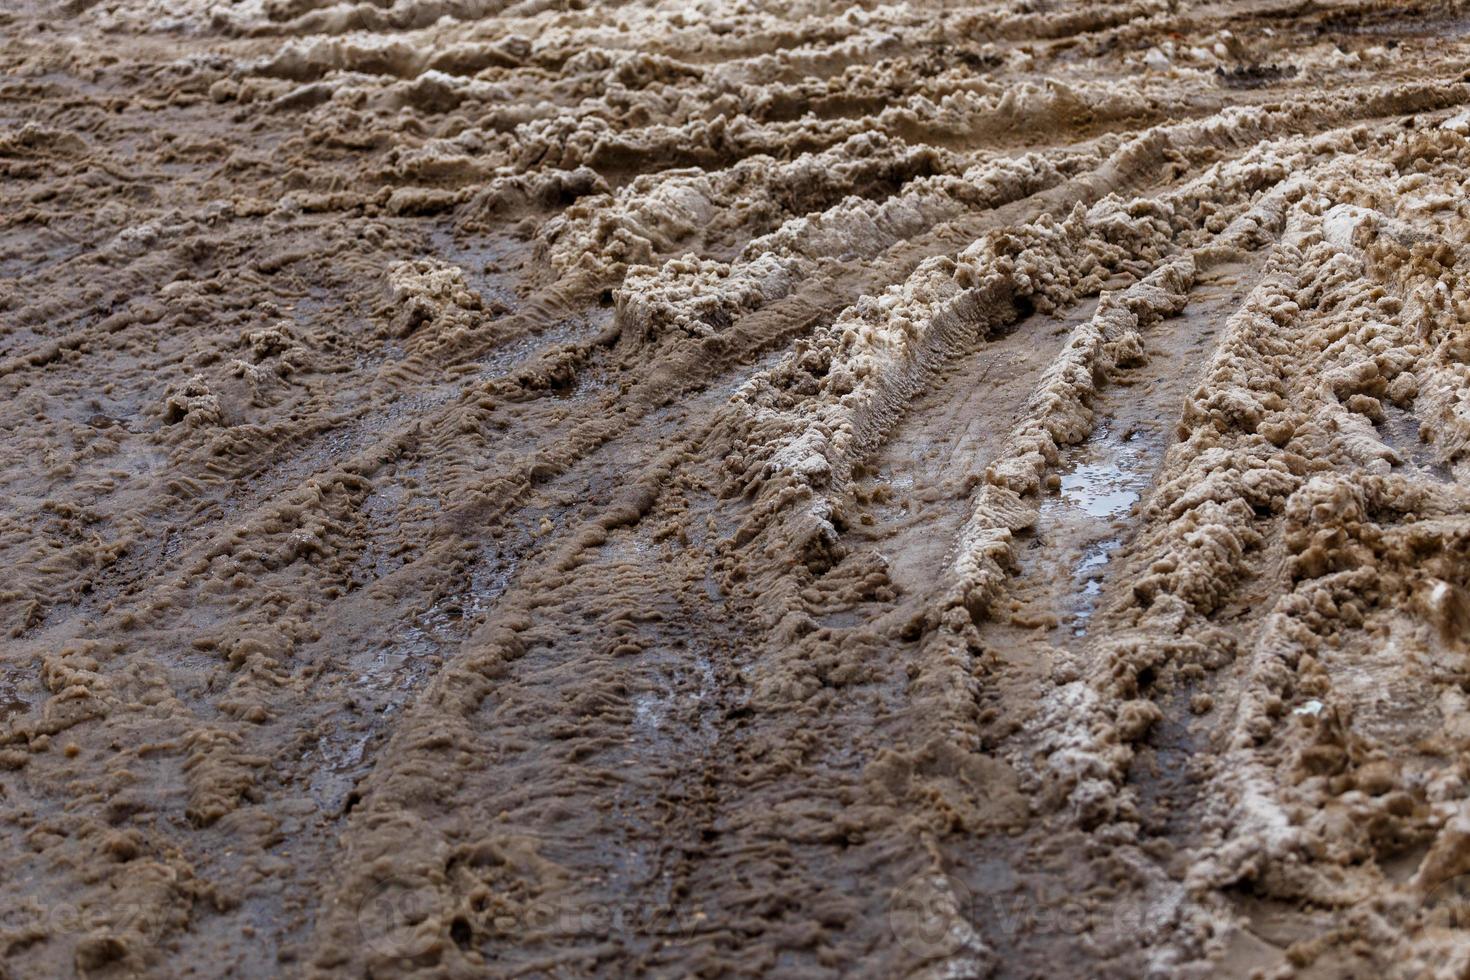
[4,1,1470,977]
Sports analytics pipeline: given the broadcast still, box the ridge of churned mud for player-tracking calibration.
[5,0,1470,976]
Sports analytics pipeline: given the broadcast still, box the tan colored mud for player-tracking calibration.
[5,0,1470,976]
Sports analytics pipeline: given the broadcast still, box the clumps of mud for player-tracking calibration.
[1215,63,1300,89]
[4,0,1470,977]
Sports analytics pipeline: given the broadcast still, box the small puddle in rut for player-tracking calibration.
[1378,403,1453,482]
[1036,423,1162,638]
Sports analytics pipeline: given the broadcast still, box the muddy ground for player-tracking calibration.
[4,0,1470,976]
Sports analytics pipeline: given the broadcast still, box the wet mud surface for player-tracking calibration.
[5,0,1470,976]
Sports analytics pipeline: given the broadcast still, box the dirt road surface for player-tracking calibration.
[5,0,1470,976]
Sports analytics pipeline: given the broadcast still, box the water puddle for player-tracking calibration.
[307,555,515,811]
[0,676,35,724]
[1037,424,1161,637]
[1060,464,1141,518]
[1072,537,1122,632]
[1378,404,1452,482]
[631,649,717,736]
